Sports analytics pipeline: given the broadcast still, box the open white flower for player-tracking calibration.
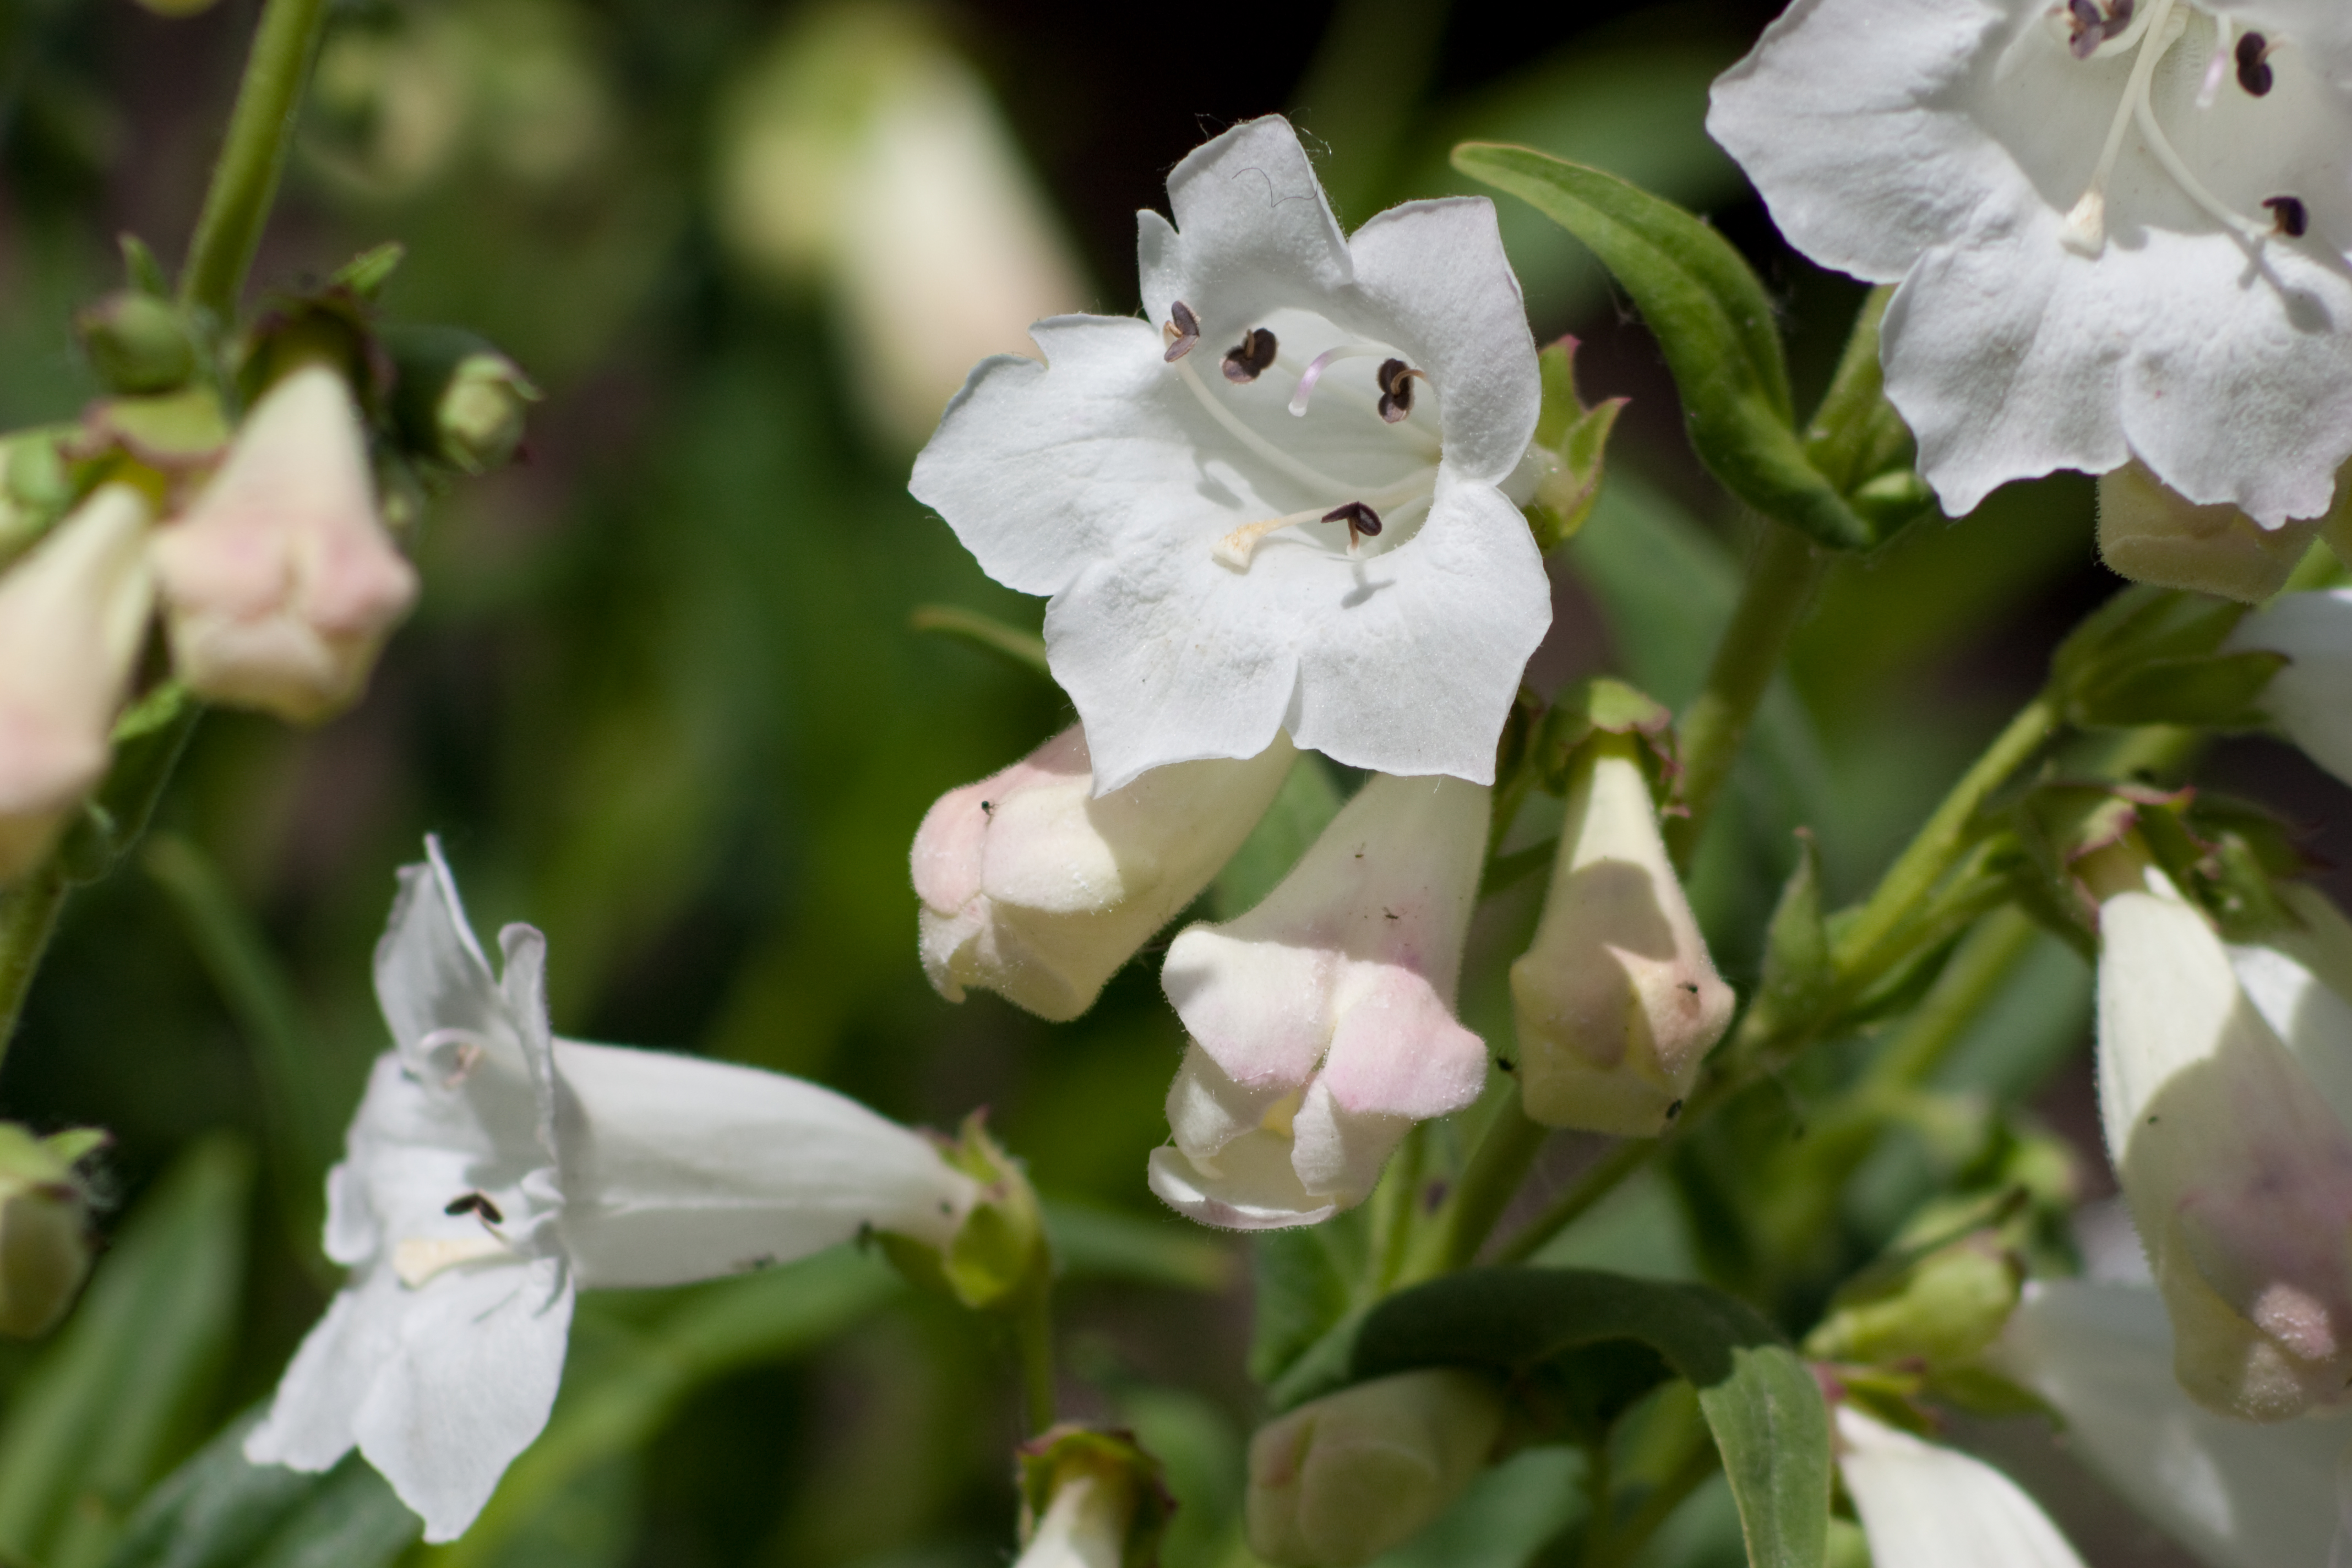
[1833,1405,2089,1568]
[247,841,980,1541]
[1150,774,1490,1229]
[1711,0,2352,525]
[2227,587,2352,786]
[911,115,1548,794]
[1996,1279,2352,1568]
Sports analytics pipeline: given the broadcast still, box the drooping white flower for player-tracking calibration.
[1013,1473,1129,1568]
[1996,1279,2352,1568]
[1710,0,2352,525]
[911,725,1297,1022]
[2226,586,2352,786]
[911,115,1548,794]
[1150,774,1490,1230]
[2089,850,2352,1420]
[0,483,154,882]
[248,841,981,1542]
[1832,1404,2089,1568]
[151,363,419,723]
[1246,1369,1506,1567]
[1509,736,1735,1136]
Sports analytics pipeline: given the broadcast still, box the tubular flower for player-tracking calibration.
[912,725,1297,1022]
[1832,1405,2089,1568]
[0,483,154,883]
[1996,1279,2352,1568]
[1509,736,1735,1136]
[1246,1369,1506,1567]
[248,841,981,1541]
[911,115,1549,793]
[1150,774,1490,1230]
[2096,460,2327,602]
[2089,850,2352,1420]
[1710,0,2352,525]
[151,363,420,723]
[2227,586,2352,786]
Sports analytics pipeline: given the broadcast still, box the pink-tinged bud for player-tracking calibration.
[1150,774,1490,1229]
[911,725,1295,1022]
[1246,1369,1505,1567]
[151,364,420,724]
[2096,461,2324,605]
[0,483,154,882]
[2090,851,2352,1420]
[1510,738,1734,1135]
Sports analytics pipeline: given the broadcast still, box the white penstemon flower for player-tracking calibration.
[246,841,981,1541]
[1831,1405,2090,1568]
[912,115,1548,794]
[1710,0,2352,525]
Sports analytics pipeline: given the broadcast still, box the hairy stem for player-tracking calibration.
[1664,522,1828,871]
[179,0,332,320]
[1409,1087,1549,1279]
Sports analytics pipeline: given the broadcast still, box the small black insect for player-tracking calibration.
[2266,194,2309,238]
[1322,500,1383,549]
[1376,358,1427,423]
[979,799,994,816]
[2238,31,2275,97]
[445,1190,504,1224]
[1164,300,1202,362]
[1664,1099,1685,1121]
[1222,326,1278,383]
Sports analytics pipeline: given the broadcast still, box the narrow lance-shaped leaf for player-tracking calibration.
[1452,143,1871,552]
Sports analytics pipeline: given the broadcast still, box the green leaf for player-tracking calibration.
[1248,1219,1366,1390]
[1452,143,1869,552]
[1332,1268,1831,1568]
[1213,753,1346,919]
[1041,1199,1238,1293]
[101,1413,416,1568]
[2067,650,2287,730]
[0,1136,254,1568]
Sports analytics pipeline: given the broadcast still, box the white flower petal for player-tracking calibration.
[2228,589,2352,787]
[1834,1406,2088,1568]
[350,1256,573,1544]
[1998,1280,2347,1568]
[244,1264,405,1474]
[1136,116,1353,333]
[1149,1049,1409,1231]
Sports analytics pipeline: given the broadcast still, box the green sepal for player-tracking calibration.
[1015,1425,1174,1568]
[1453,143,1872,552]
[1922,1363,2056,1422]
[1529,677,1673,794]
[0,1124,105,1190]
[117,235,169,299]
[0,427,80,567]
[237,284,390,417]
[330,242,406,302]
[74,387,232,474]
[1847,469,1936,536]
[1523,337,1626,553]
[1803,1235,2021,1370]
[878,1112,1049,1314]
[74,293,199,398]
[1752,830,1831,1038]
[2066,650,2286,731]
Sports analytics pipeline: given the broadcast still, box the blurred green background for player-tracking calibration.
[0,0,2334,1563]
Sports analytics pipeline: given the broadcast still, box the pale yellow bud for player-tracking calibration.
[2095,461,2326,604]
[0,1125,102,1338]
[1510,738,1735,1135]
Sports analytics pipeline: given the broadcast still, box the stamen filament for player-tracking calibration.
[1174,353,1359,494]
[2197,13,2234,107]
[2133,77,2270,242]
[1288,345,1392,416]
[1213,470,1438,569]
[2063,0,2181,255]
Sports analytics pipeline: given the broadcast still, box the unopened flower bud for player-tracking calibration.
[0,1125,104,1338]
[1014,1427,1172,1568]
[2226,587,2352,787]
[151,363,420,723]
[2089,846,2352,1420]
[911,726,1295,1022]
[1152,774,1491,1229]
[1246,1369,1505,1567]
[1520,337,1625,552]
[0,483,154,883]
[73,292,197,396]
[1510,736,1734,1135]
[1806,1237,2023,1369]
[385,326,540,475]
[2097,461,2323,604]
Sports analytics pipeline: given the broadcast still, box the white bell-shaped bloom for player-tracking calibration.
[1832,1405,2089,1568]
[1150,774,1490,1229]
[1996,1279,2352,1568]
[151,363,419,723]
[1246,1369,1505,1567]
[2227,587,2352,787]
[912,725,1297,1022]
[1509,738,1735,1136]
[1709,1,2352,525]
[248,841,981,1542]
[912,115,1548,793]
[2092,853,2352,1420]
[0,483,153,882]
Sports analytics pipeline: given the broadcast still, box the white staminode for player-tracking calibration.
[1709,0,2352,526]
[912,115,1548,793]
[247,841,979,1542]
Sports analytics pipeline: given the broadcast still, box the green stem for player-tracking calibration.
[1015,1284,1058,1436]
[178,0,332,320]
[1411,1087,1549,1278]
[1586,1436,1716,1568]
[0,862,67,1079]
[1494,1132,1657,1267]
[1863,906,2040,1093]
[1663,522,1828,871]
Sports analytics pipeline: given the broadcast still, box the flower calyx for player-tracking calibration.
[1521,336,1625,554]
[880,1111,1049,1314]
[1015,1425,1174,1568]
[0,1123,106,1339]
[1526,677,1678,801]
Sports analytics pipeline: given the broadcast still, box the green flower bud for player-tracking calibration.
[1246,1369,1505,1567]
[1522,337,1625,553]
[0,1125,105,1338]
[385,326,540,475]
[74,292,198,396]
[1806,1237,2023,1369]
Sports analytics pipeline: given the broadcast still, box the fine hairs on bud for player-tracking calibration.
[1246,1369,1505,1567]
[1510,736,1734,1135]
[2095,461,2327,605]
